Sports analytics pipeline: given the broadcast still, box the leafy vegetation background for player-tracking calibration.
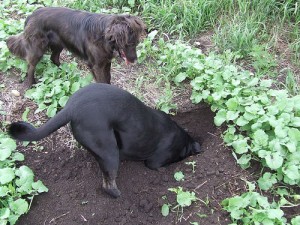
[0,0,299,224]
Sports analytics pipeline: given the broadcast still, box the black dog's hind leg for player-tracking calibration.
[73,126,121,198]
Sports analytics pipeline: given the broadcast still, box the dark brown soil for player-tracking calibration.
[8,104,250,225]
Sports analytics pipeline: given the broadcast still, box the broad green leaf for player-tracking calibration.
[288,128,300,142]
[12,152,25,162]
[21,107,30,122]
[9,199,28,215]
[0,186,9,197]
[256,195,269,209]
[236,116,249,126]
[247,77,259,86]
[15,166,34,194]
[222,196,245,210]
[214,109,226,126]
[174,72,187,83]
[177,190,197,207]
[260,79,273,88]
[161,204,169,217]
[274,125,288,138]
[0,207,10,219]
[174,171,185,181]
[46,104,57,118]
[291,216,300,225]
[226,98,238,111]
[283,165,300,180]
[32,180,48,193]
[267,208,284,219]
[291,117,300,127]
[237,154,251,169]
[232,139,249,154]
[71,82,80,93]
[58,96,69,107]
[226,111,239,121]
[0,138,16,161]
[253,129,268,147]
[230,209,244,220]
[0,168,15,184]
[257,172,277,191]
[265,152,284,170]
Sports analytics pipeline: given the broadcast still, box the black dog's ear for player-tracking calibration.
[193,142,201,154]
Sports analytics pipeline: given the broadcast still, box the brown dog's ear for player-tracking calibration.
[105,15,147,48]
[125,16,147,40]
[105,17,129,49]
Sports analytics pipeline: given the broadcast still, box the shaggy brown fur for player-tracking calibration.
[6,7,146,88]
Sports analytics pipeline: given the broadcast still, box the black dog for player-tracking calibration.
[9,84,201,198]
[6,7,146,88]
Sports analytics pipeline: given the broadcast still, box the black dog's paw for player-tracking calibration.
[104,188,121,198]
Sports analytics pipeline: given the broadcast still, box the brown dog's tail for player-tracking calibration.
[6,34,27,59]
[8,108,71,142]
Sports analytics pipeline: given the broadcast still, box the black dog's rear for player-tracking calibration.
[9,83,201,198]
[6,7,146,88]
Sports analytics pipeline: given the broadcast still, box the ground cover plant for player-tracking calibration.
[0,93,48,225]
[1,0,300,224]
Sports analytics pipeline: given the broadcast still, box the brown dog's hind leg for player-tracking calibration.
[24,36,48,88]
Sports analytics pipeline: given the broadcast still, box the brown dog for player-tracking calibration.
[6,7,146,88]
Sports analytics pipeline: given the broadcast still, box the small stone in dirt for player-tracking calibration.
[11,89,20,97]
[207,170,215,176]
[157,167,166,173]
[151,177,160,185]
[162,174,169,182]
[144,202,153,213]
[139,199,148,207]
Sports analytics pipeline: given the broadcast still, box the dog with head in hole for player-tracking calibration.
[8,83,201,198]
[6,7,146,88]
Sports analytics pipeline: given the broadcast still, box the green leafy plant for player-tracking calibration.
[174,171,185,181]
[0,133,48,225]
[25,60,93,117]
[222,181,300,225]
[185,161,197,173]
[161,187,198,221]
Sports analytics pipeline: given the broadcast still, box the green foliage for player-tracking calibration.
[221,181,300,225]
[139,36,300,223]
[174,171,185,181]
[0,133,48,225]
[161,187,198,220]
[25,60,93,117]
[142,37,300,187]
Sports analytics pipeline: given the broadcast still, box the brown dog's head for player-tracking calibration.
[105,15,146,65]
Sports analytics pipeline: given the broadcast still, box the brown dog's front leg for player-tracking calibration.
[92,62,111,84]
[24,63,37,88]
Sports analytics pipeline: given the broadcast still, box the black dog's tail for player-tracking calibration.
[8,109,71,142]
[6,34,27,59]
